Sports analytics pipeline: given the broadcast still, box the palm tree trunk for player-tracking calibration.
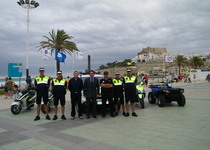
[56,60,60,72]
[178,64,181,75]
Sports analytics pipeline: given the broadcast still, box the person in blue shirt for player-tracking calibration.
[26,76,32,87]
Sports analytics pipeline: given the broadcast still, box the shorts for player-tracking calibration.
[7,88,13,91]
[114,94,124,105]
[125,90,136,103]
[4,87,8,92]
[54,94,65,106]
[145,80,148,84]
[36,91,48,104]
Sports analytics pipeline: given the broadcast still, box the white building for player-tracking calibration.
[132,47,167,63]
[132,47,200,63]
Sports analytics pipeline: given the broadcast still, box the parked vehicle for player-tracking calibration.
[80,74,110,113]
[148,82,186,107]
[11,87,36,114]
[136,81,145,108]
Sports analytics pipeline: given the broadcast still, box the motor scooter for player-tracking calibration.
[136,81,145,108]
[11,87,36,114]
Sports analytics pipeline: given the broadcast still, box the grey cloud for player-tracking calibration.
[0,0,210,77]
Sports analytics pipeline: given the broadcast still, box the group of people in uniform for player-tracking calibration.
[33,67,138,121]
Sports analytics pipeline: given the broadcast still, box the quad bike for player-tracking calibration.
[148,82,186,107]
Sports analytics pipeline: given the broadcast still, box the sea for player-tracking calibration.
[0,77,33,87]
[0,76,72,88]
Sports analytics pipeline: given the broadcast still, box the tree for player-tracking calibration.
[99,64,107,69]
[174,55,188,75]
[98,59,135,69]
[190,56,204,69]
[39,29,78,72]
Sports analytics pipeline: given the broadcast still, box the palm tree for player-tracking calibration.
[190,56,204,69]
[39,29,79,72]
[174,55,188,75]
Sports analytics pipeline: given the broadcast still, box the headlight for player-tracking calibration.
[167,83,172,87]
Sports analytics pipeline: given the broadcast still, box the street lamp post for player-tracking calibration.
[17,0,39,78]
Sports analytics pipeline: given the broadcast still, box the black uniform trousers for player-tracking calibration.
[86,97,97,117]
[102,93,114,116]
[71,92,82,117]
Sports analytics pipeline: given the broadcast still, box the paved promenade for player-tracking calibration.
[0,81,210,150]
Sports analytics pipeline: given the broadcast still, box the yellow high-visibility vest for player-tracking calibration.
[53,79,66,86]
[112,78,123,86]
[35,76,49,84]
[124,76,136,84]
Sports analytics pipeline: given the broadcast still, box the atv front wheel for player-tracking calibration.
[177,94,186,106]
[148,92,156,104]
[157,95,166,107]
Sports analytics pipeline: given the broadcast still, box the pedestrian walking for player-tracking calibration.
[52,71,67,120]
[178,74,183,82]
[66,76,70,85]
[187,74,191,83]
[123,68,138,117]
[206,74,210,82]
[68,71,83,120]
[144,74,149,87]
[26,76,32,87]
[112,72,126,117]
[4,77,8,99]
[100,71,115,118]
[174,74,178,82]
[34,68,51,121]
[6,77,14,99]
[193,74,196,83]
[83,70,99,119]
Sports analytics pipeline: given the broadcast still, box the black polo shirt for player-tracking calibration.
[34,76,50,92]
[52,78,67,94]
[122,76,137,91]
[100,78,113,94]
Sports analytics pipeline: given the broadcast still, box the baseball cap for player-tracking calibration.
[104,71,108,75]
[126,68,132,72]
[57,70,62,74]
[39,67,44,71]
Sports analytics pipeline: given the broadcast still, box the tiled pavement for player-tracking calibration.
[0,81,210,150]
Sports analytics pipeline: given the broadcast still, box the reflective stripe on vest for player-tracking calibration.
[53,79,66,86]
[112,78,123,86]
[124,76,136,83]
[35,76,49,84]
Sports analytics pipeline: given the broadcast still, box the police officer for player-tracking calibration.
[123,68,138,117]
[100,71,115,118]
[68,71,83,120]
[52,71,67,120]
[112,72,126,117]
[34,68,51,121]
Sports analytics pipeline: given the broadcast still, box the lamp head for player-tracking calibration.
[25,0,29,4]
[34,2,39,8]
[31,0,35,5]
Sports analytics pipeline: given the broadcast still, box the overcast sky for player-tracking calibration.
[0,0,210,77]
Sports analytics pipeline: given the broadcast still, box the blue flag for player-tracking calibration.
[55,50,66,63]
